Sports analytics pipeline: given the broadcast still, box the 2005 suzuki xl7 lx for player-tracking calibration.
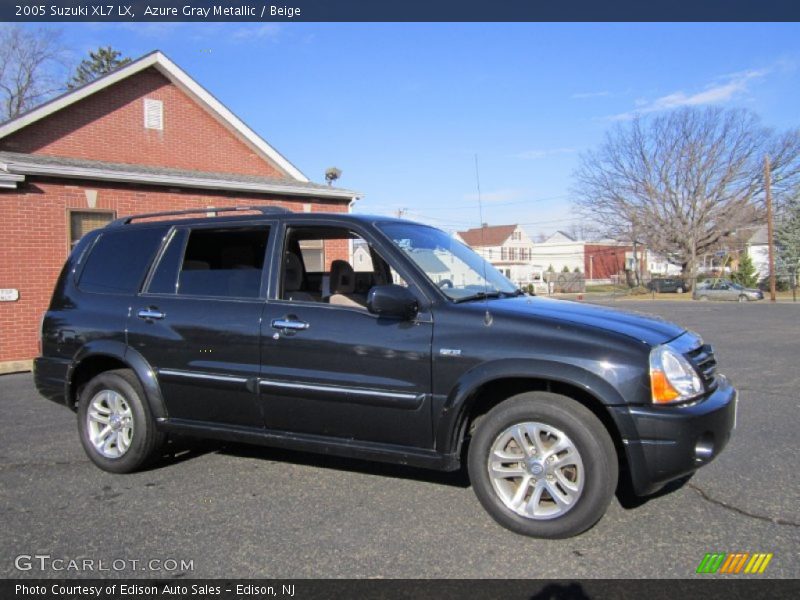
[34,206,737,538]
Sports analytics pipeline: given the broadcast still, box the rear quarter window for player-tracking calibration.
[78,227,166,294]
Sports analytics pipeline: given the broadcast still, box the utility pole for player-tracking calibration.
[765,156,777,302]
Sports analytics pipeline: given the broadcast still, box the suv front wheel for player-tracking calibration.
[77,369,165,473]
[468,392,617,538]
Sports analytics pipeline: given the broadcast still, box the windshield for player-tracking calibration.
[378,222,520,301]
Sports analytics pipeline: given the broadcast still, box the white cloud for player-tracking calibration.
[231,24,282,41]
[114,22,281,43]
[463,189,524,203]
[515,147,576,160]
[118,23,186,39]
[608,68,769,121]
[571,91,610,99]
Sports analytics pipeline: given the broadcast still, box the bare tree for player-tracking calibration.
[0,26,66,121]
[573,107,800,281]
[566,221,600,242]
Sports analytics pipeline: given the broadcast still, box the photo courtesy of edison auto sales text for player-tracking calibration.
[14,584,296,596]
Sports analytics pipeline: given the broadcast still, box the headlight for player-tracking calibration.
[649,345,704,404]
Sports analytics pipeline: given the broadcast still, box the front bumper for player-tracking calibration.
[612,375,737,496]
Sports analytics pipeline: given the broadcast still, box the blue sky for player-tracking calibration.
[34,22,800,237]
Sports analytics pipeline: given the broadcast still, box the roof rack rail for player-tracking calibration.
[107,205,291,227]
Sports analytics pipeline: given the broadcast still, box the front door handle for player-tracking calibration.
[271,318,309,331]
[138,308,165,320]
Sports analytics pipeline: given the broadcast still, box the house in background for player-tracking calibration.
[455,224,537,286]
[455,225,647,285]
[745,225,769,280]
[0,50,358,372]
[530,231,584,274]
[645,250,683,277]
[531,231,642,281]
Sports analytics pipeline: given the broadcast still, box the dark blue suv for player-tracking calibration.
[34,207,737,538]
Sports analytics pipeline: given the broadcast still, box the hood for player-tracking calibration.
[486,296,685,346]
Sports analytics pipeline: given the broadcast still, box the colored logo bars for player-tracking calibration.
[696,552,773,574]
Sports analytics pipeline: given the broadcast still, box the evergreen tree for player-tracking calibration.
[68,47,131,89]
[732,252,759,288]
[776,195,800,287]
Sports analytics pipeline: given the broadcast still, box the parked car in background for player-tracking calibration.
[647,278,686,293]
[693,279,763,302]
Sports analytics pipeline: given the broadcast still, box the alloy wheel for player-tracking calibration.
[487,421,584,520]
[86,390,134,458]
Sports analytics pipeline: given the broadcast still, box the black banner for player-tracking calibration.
[3,579,800,600]
[2,0,800,23]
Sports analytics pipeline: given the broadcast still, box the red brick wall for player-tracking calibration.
[0,178,347,363]
[584,244,635,280]
[0,68,287,178]
[324,239,353,270]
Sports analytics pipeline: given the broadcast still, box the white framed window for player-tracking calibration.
[143,98,163,130]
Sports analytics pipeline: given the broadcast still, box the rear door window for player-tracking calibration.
[78,227,166,294]
[146,226,270,299]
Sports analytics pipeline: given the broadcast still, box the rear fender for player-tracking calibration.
[66,340,167,419]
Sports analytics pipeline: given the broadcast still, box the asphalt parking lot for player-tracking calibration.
[1,301,798,579]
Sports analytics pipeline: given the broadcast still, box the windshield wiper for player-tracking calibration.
[500,289,526,297]
[452,290,503,303]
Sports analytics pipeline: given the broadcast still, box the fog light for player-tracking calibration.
[694,434,715,463]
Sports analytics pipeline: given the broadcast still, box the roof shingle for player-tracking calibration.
[457,224,517,247]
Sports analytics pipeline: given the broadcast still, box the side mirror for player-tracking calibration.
[367,285,418,320]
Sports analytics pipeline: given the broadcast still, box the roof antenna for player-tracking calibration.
[474,154,493,327]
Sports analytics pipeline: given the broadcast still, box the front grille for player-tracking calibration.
[686,344,718,391]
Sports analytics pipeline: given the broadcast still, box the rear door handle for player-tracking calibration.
[271,319,309,331]
[138,308,165,320]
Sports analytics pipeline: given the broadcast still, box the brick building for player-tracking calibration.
[0,51,357,372]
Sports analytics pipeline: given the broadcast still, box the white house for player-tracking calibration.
[745,225,769,280]
[455,224,538,286]
[646,250,682,276]
[530,231,585,274]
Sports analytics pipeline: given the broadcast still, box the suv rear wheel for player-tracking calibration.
[77,369,164,473]
[467,392,617,538]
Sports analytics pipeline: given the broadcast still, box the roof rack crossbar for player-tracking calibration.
[107,205,291,227]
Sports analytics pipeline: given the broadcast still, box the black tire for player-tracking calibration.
[738,295,747,303]
[676,287,684,294]
[467,392,617,538]
[77,369,165,473]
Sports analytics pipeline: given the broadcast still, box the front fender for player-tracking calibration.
[66,340,167,420]
[434,358,633,455]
